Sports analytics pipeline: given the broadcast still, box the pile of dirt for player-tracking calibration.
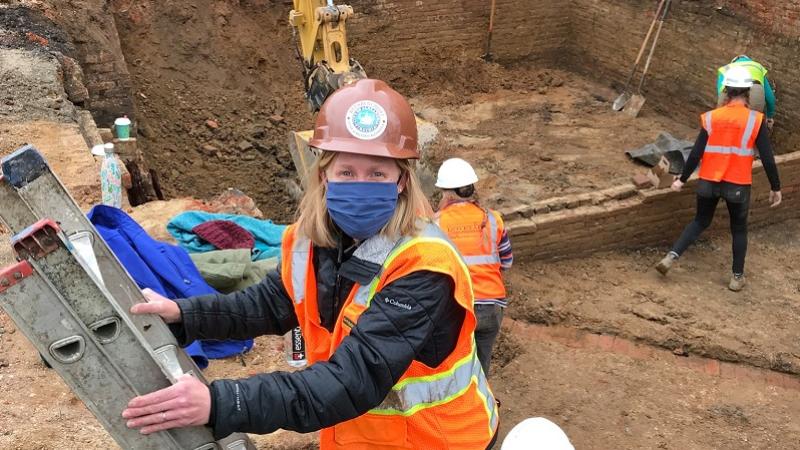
[0,5,75,56]
[110,0,312,222]
[0,5,91,121]
[107,0,536,222]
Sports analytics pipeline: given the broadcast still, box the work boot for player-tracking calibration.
[729,274,746,292]
[655,252,678,275]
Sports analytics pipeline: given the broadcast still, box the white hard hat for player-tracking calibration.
[723,66,754,88]
[435,158,479,189]
[501,418,574,450]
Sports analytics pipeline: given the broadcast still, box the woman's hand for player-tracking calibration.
[671,178,684,192]
[770,190,782,207]
[131,288,181,323]
[122,374,211,434]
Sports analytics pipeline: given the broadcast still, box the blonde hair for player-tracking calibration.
[296,151,434,248]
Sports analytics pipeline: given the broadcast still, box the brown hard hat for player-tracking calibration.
[309,78,419,159]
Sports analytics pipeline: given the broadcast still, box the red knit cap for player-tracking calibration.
[192,220,255,251]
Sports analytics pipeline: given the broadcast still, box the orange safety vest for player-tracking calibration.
[436,202,506,301]
[699,103,763,185]
[280,221,499,450]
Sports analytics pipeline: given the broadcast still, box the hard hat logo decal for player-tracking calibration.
[345,100,388,140]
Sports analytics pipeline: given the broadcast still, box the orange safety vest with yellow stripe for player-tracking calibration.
[280,221,499,450]
[699,103,763,185]
[436,202,506,301]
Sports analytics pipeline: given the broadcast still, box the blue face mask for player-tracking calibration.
[326,181,399,240]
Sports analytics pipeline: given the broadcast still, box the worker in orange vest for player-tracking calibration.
[435,158,513,376]
[656,66,782,291]
[123,79,499,449]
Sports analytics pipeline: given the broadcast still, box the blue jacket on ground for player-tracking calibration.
[87,206,254,368]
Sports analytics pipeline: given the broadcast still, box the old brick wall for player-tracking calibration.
[68,2,136,127]
[569,0,800,151]
[347,0,571,80]
[12,0,138,127]
[507,151,800,260]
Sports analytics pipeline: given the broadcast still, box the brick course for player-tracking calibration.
[507,151,800,260]
[347,0,570,73]
[49,1,136,127]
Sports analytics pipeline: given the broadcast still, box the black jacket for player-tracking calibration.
[172,233,466,439]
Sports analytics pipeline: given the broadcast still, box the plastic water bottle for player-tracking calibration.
[284,326,307,368]
[100,143,122,208]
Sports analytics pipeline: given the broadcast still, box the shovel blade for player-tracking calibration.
[625,94,646,118]
[612,92,631,111]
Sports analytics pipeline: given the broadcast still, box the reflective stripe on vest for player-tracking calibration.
[462,211,500,266]
[703,111,713,135]
[740,110,758,148]
[704,110,758,157]
[370,342,500,431]
[290,235,311,304]
[705,146,754,157]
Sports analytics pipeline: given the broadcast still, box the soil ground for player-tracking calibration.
[3,217,800,449]
[506,220,800,375]
[0,3,797,449]
[415,67,695,208]
[112,0,312,223]
[0,121,101,206]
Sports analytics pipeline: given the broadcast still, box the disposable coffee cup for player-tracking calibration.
[114,117,132,140]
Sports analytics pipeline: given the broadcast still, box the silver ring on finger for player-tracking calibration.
[161,411,167,422]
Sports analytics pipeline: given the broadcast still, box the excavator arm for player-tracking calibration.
[286,1,437,193]
[289,0,366,111]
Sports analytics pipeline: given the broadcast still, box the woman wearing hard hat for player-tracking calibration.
[657,65,782,291]
[435,157,513,377]
[716,55,776,130]
[123,79,499,449]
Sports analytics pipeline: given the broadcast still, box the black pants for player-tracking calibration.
[672,181,751,274]
[475,304,504,378]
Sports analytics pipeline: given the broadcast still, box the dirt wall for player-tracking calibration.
[569,0,800,151]
[107,0,310,222]
[506,151,800,260]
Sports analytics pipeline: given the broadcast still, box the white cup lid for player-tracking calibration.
[114,117,132,126]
